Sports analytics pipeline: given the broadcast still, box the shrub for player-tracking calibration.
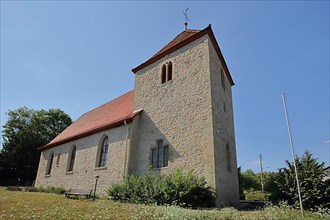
[107,168,215,207]
[245,190,269,201]
[36,186,66,194]
[22,187,38,192]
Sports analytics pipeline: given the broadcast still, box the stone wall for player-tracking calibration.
[35,124,131,195]
[209,39,239,205]
[131,35,216,188]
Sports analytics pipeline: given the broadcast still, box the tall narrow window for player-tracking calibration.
[45,152,54,175]
[226,143,232,172]
[98,136,109,167]
[67,146,76,172]
[167,62,172,81]
[56,153,60,167]
[161,64,166,84]
[151,149,157,168]
[163,146,169,167]
[221,69,225,90]
[151,140,169,168]
[157,140,163,168]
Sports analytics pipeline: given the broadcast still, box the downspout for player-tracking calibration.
[123,120,129,179]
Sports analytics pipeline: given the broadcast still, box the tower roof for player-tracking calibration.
[151,29,200,59]
[39,90,141,150]
[132,24,234,85]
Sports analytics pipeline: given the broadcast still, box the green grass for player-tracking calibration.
[0,188,329,219]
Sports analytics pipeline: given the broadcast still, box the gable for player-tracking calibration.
[132,24,234,86]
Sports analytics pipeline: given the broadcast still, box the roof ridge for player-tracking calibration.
[149,29,201,60]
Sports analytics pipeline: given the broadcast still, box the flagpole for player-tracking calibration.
[282,93,304,218]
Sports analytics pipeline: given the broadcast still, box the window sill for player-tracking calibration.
[152,166,168,170]
[44,174,51,178]
[94,166,107,171]
[65,171,73,175]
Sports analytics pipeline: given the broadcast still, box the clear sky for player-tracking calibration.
[1,1,329,173]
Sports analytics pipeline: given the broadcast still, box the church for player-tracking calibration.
[35,24,239,206]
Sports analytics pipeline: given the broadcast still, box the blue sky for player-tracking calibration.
[1,1,329,173]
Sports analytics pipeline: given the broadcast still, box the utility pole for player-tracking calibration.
[259,154,264,194]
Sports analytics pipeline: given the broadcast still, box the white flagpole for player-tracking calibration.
[282,93,304,218]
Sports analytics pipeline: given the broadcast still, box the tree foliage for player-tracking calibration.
[240,169,261,192]
[237,167,245,199]
[0,107,72,185]
[276,150,330,209]
[240,168,284,202]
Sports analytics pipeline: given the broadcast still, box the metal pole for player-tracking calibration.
[123,120,129,179]
[282,93,304,218]
[259,154,264,194]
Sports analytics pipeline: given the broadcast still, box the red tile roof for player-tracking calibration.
[132,25,234,86]
[151,29,200,59]
[39,90,140,150]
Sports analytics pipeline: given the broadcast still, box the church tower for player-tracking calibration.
[129,25,239,206]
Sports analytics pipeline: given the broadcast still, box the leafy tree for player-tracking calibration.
[0,107,72,186]
[276,150,329,209]
[241,169,261,192]
[238,167,245,199]
[261,171,282,202]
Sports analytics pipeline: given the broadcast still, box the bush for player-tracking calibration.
[245,190,269,201]
[36,186,66,194]
[22,187,38,192]
[107,168,215,207]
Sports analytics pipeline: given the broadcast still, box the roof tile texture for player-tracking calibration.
[151,29,200,59]
[41,90,136,149]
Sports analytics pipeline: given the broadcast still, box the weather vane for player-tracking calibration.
[183,8,190,30]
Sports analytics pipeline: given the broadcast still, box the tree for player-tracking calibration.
[241,169,261,192]
[276,150,330,209]
[0,107,72,186]
[238,167,245,199]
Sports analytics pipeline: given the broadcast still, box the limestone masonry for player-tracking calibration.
[35,25,239,206]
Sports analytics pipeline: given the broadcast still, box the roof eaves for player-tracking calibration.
[205,26,235,86]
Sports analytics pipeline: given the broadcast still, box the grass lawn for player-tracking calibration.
[0,188,329,219]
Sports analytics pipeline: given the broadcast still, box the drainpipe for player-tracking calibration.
[123,120,129,179]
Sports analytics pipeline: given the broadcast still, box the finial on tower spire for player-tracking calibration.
[183,8,190,30]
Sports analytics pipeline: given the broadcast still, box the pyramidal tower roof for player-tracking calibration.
[151,29,200,59]
[132,24,234,85]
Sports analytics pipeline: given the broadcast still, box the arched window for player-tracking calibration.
[67,145,76,172]
[167,62,172,81]
[161,64,166,84]
[45,152,54,175]
[98,136,109,167]
[226,143,232,172]
[221,69,225,90]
